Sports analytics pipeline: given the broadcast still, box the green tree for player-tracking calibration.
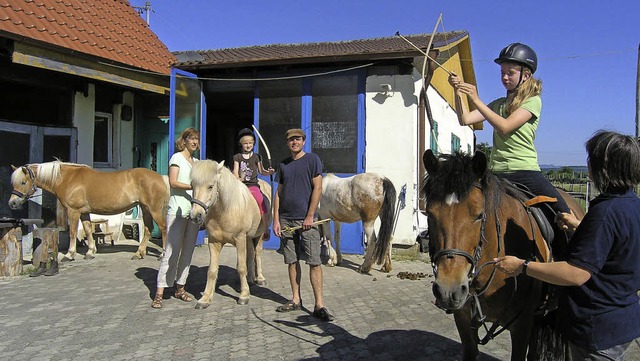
[476,142,492,159]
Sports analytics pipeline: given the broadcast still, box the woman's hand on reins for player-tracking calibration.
[493,256,525,277]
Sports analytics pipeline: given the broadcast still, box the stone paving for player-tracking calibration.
[0,240,638,361]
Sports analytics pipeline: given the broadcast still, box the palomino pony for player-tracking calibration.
[8,161,169,260]
[189,160,271,309]
[421,150,584,361]
[317,173,396,273]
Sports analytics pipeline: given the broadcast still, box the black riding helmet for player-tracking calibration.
[494,43,538,74]
[238,128,255,142]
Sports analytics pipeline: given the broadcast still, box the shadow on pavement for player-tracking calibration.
[262,313,502,361]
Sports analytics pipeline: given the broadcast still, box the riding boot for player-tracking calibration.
[30,262,47,277]
[44,261,59,276]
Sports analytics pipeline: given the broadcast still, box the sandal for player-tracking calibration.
[151,293,163,309]
[313,307,335,322]
[174,285,193,302]
[276,300,302,312]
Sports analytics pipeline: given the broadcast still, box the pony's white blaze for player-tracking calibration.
[445,193,459,205]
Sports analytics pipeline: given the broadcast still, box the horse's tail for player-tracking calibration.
[528,309,569,360]
[373,177,396,264]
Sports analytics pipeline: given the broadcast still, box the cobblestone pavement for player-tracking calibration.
[0,240,638,361]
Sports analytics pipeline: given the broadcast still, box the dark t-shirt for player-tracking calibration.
[277,152,322,220]
[559,190,640,350]
[233,152,262,186]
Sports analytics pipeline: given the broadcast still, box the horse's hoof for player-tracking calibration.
[195,302,209,310]
[255,280,267,286]
[357,266,371,274]
[61,256,74,262]
[84,254,95,260]
[130,254,143,261]
[381,266,392,273]
[237,298,249,305]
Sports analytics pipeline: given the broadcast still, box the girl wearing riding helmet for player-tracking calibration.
[449,42,571,216]
[233,128,275,240]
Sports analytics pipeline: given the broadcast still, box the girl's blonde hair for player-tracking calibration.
[175,127,200,152]
[505,66,542,115]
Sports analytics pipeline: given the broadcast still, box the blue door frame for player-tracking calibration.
[170,68,207,245]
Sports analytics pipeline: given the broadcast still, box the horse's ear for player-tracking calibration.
[472,151,488,178]
[217,160,225,172]
[423,149,439,175]
[20,166,28,175]
[11,165,17,171]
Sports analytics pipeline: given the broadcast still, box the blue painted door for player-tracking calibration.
[255,71,365,254]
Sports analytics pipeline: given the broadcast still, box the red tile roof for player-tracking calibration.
[0,0,175,74]
[175,31,468,69]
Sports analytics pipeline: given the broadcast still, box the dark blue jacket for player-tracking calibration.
[559,190,640,351]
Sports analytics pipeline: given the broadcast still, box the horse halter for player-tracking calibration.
[430,211,487,281]
[190,198,209,213]
[11,166,38,202]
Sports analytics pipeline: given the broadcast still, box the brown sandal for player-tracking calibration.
[174,285,193,302]
[151,293,163,309]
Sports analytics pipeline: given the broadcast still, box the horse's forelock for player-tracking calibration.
[424,153,479,203]
[191,160,216,187]
[10,166,26,185]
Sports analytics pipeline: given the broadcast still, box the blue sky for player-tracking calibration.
[138,0,640,166]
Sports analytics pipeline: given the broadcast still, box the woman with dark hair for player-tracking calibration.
[495,130,640,360]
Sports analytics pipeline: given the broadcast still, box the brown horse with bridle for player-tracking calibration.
[421,150,584,361]
[8,161,169,261]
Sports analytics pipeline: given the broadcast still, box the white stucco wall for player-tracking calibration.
[365,70,475,246]
[73,85,135,170]
[73,84,96,166]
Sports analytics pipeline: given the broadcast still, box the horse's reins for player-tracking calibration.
[11,165,39,201]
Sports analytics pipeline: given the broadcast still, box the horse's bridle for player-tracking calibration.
[11,166,39,202]
[429,182,498,285]
[190,198,210,213]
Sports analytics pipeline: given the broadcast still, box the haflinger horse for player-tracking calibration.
[188,159,271,309]
[317,173,396,273]
[8,161,169,261]
[421,150,584,361]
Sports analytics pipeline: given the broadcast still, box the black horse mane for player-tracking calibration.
[422,152,527,209]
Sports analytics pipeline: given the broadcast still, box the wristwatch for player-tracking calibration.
[522,259,531,275]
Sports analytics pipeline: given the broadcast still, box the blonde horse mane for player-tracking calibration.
[191,160,251,208]
[11,160,90,189]
[34,161,90,188]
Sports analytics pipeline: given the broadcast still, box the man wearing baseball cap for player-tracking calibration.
[273,128,334,321]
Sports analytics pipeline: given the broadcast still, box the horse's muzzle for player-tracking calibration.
[432,280,469,311]
[8,196,25,210]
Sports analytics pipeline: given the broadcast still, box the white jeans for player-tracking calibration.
[156,214,199,288]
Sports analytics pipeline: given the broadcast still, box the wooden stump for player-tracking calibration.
[0,227,23,276]
[32,228,59,266]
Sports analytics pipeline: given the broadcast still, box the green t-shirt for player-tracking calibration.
[488,95,541,173]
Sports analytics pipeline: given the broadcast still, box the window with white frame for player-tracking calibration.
[93,112,113,167]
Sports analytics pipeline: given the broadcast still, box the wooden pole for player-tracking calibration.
[0,227,23,276]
